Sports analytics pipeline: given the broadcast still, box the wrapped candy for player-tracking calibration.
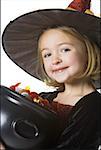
[9,83,73,127]
[10,83,52,110]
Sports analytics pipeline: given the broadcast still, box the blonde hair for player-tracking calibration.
[38,26,100,88]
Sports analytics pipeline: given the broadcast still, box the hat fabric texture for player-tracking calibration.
[2,9,101,88]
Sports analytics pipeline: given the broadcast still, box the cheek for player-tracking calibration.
[67,53,87,68]
[65,56,87,81]
[76,57,87,73]
[66,54,79,65]
[43,60,52,74]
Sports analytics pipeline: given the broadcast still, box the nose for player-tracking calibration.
[52,53,62,65]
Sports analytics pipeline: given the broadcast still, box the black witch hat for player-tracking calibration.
[2,0,101,88]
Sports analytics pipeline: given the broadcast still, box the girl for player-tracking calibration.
[2,0,101,149]
[38,26,101,149]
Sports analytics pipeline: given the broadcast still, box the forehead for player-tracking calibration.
[40,28,71,39]
[39,28,85,47]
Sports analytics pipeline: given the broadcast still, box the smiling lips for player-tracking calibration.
[52,67,68,73]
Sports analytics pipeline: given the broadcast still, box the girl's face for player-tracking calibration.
[39,29,87,84]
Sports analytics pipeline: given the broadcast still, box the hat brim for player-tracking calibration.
[2,9,101,88]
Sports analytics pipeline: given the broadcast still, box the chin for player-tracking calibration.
[55,76,76,84]
[55,78,69,84]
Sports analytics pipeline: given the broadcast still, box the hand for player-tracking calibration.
[0,143,5,150]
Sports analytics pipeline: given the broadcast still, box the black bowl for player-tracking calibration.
[0,85,61,149]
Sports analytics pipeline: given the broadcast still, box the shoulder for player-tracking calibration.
[85,90,101,108]
[68,91,101,126]
[76,90,101,107]
[88,90,101,99]
[86,90,100,105]
[73,91,101,119]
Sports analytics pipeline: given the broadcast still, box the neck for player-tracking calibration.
[64,79,96,96]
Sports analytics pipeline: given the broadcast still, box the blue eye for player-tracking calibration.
[44,53,51,58]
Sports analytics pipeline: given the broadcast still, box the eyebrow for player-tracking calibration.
[41,42,73,52]
[41,48,49,52]
[58,42,73,46]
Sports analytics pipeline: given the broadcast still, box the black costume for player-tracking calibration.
[40,90,101,149]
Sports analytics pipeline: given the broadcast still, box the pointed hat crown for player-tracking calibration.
[67,0,93,14]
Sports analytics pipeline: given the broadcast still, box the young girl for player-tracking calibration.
[38,26,101,149]
[2,0,101,149]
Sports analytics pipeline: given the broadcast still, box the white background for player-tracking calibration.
[1,0,100,93]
